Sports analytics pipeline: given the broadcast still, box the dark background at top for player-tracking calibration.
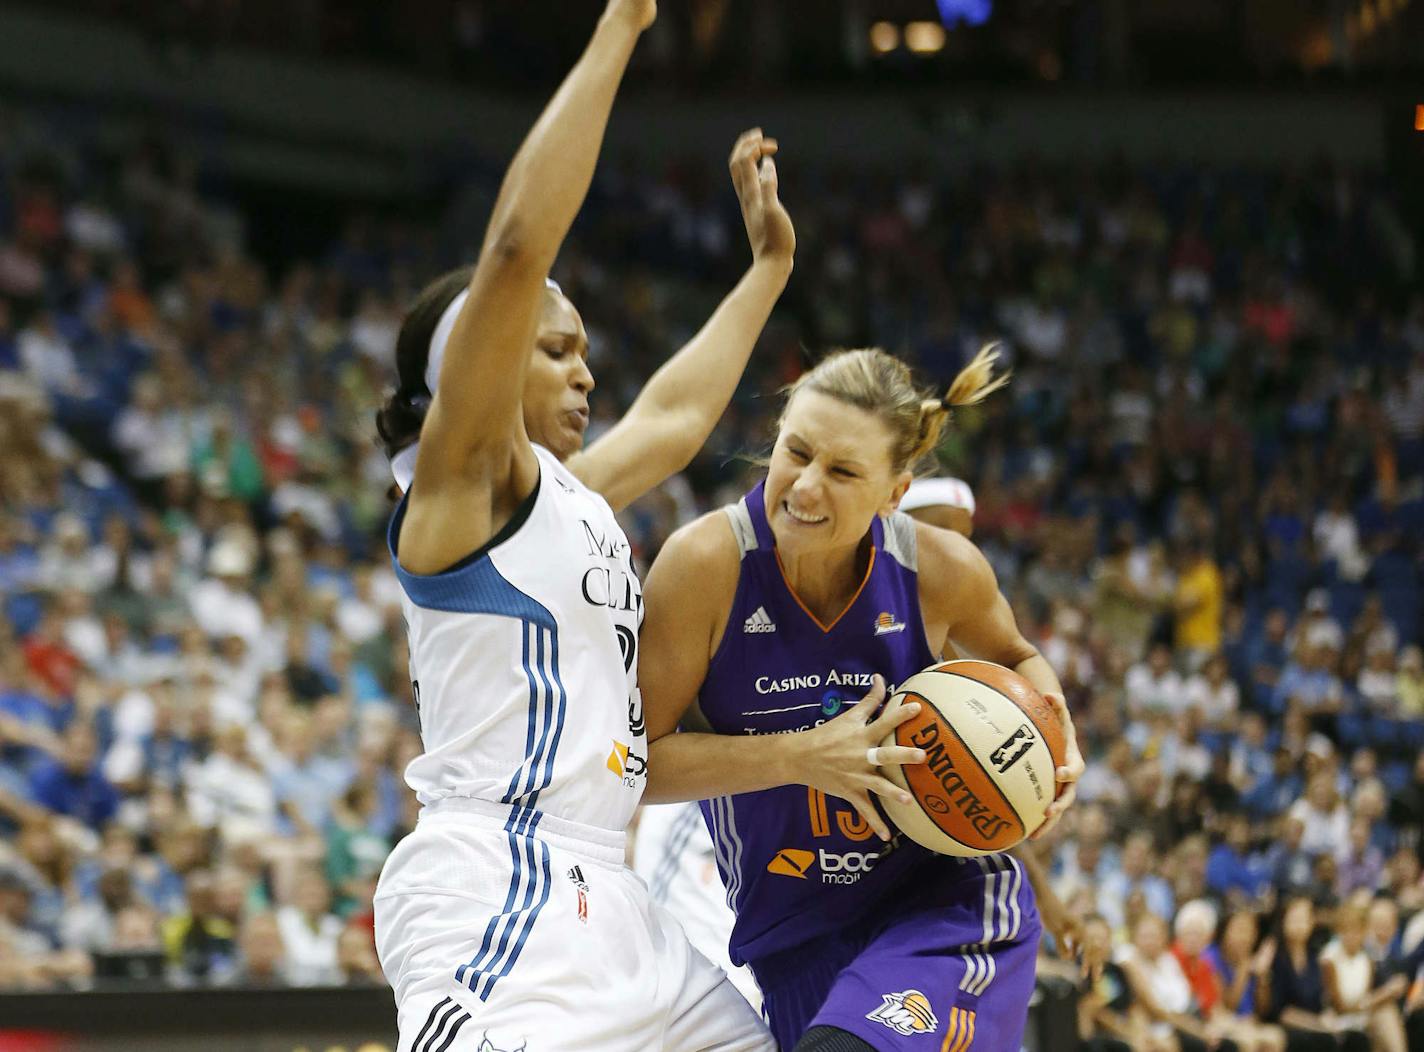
[16,0,1424,92]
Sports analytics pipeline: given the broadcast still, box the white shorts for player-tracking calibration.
[633,803,761,1012]
[375,798,773,1052]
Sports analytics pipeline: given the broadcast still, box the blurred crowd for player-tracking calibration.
[0,98,1421,1052]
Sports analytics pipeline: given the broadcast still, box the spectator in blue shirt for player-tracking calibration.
[1272,638,1345,719]
[1098,830,1175,930]
[269,710,353,837]
[0,649,73,747]
[1207,813,1272,903]
[1262,815,1315,896]
[1229,711,1276,794]
[27,722,118,827]
[1242,745,1305,818]
[1244,608,1290,711]
[1205,910,1275,1030]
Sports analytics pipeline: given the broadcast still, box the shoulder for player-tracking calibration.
[643,510,741,640]
[912,520,997,604]
[652,510,740,583]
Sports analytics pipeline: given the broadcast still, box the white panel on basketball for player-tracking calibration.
[877,666,1057,858]
[931,671,1056,826]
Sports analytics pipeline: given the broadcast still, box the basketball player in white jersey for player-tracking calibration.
[898,475,976,537]
[371,2,789,1049]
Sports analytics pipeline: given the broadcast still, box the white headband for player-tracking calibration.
[391,278,563,491]
[898,476,976,515]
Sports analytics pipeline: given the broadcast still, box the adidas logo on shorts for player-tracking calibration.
[743,606,776,634]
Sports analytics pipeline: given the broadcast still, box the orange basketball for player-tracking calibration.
[877,660,1066,857]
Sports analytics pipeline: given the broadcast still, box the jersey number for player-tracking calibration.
[807,788,874,842]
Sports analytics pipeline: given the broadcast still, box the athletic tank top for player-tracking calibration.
[694,481,939,965]
[389,444,646,832]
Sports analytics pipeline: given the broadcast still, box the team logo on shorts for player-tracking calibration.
[478,1035,526,1052]
[567,866,589,924]
[866,989,939,1036]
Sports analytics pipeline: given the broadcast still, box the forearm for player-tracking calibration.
[570,260,791,509]
[645,730,799,803]
[1010,844,1062,921]
[485,11,642,269]
[637,259,790,435]
[1365,984,1401,1009]
[1014,652,1065,699]
[1278,1007,1330,1032]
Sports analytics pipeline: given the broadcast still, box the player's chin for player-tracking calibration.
[553,431,584,460]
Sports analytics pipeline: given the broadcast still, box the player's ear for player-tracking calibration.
[882,470,914,516]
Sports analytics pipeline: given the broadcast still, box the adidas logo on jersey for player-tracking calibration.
[743,607,776,633]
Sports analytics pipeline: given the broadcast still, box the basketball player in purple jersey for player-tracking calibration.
[639,346,1084,1051]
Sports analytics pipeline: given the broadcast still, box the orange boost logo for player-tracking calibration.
[766,848,815,879]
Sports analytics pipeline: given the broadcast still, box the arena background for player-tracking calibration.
[0,1,1421,1049]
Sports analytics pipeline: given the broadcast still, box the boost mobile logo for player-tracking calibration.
[767,848,815,878]
[606,739,647,787]
[766,843,894,885]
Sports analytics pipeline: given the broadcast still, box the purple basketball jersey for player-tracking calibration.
[694,482,941,966]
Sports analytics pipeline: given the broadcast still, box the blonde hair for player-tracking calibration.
[784,343,1008,472]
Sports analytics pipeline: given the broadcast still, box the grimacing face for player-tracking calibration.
[764,390,911,557]
[522,291,593,462]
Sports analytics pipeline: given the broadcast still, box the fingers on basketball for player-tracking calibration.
[851,792,892,842]
[872,698,920,731]
[868,775,913,807]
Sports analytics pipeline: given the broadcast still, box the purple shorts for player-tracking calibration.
[750,854,1040,1051]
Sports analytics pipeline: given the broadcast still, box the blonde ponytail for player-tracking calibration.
[784,342,1008,473]
[943,343,1010,409]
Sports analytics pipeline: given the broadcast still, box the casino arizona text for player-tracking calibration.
[753,669,886,695]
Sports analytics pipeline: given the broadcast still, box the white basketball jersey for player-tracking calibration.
[390,445,646,831]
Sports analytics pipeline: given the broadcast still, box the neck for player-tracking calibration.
[774,531,872,625]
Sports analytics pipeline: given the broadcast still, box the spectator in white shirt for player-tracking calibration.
[38,514,104,594]
[275,869,343,986]
[1288,772,1351,859]
[186,725,278,847]
[189,542,264,648]
[334,566,383,646]
[1183,652,1241,732]
[1358,644,1399,714]
[18,312,89,396]
[1126,642,1188,718]
[110,374,191,485]
[1313,492,1369,582]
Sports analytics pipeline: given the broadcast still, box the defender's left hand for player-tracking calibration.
[729,128,795,268]
[1030,692,1082,840]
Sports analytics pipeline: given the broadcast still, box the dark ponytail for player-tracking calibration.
[375,265,475,458]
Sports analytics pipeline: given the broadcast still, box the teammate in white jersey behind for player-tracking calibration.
[370,2,792,1048]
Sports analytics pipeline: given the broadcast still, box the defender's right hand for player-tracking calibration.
[791,676,927,842]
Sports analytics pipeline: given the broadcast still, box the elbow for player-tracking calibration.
[479,210,553,280]
[481,219,535,271]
